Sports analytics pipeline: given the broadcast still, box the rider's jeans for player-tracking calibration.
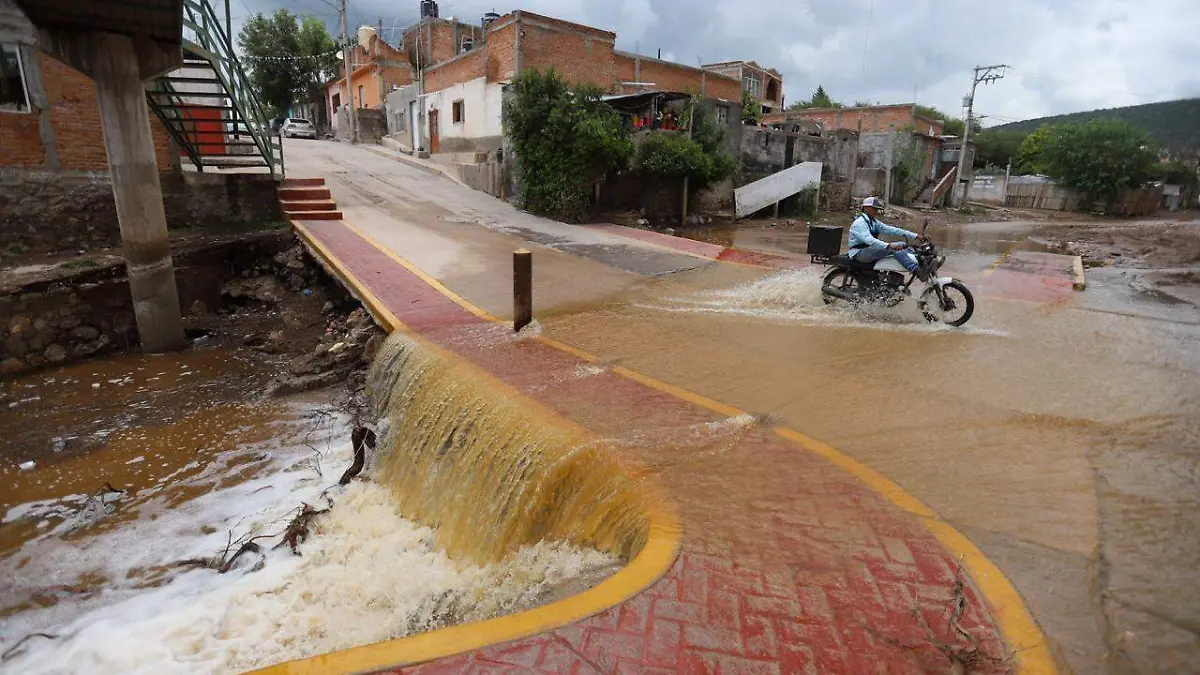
[852,241,918,271]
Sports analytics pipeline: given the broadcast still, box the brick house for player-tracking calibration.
[701,61,784,114]
[764,104,945,137]
[385,9,748,157]
[1,31,175,172]
[324,25,417,138]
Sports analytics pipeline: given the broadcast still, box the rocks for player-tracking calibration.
[69,326,100,341]
[252,330,286,355]
[269,309,384,396]
[44,344,67,363]
[321,301,335,314]
[190,300,210,316]
[8,316,31,334]
[72,340,104,357]
[222,276,283,304]
[4,335,26,358]
[0,357,25,375]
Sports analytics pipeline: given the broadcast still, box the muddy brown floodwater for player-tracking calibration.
[540,249,1200,675]
[0,345,284,557]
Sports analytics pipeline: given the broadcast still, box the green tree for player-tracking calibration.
[297,16,338,101]
[639,100,735,187]
[1014,124,1055,174]
[1148,160,1198,188]
[1034,119,1159,202]
[914,104,964,137]
[787,84,841,110]
[809,85,836,108]
[972,129,1028,168]
[741,89,761,124]
[238,10,337,117]
[503,69,633,221]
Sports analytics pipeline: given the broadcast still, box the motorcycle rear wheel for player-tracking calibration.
[821,269,860,306]
[919,280,975,326]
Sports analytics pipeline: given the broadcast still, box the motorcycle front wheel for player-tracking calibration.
[918,280,975,326]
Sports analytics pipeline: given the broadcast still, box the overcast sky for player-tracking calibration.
[236,0,1199,124]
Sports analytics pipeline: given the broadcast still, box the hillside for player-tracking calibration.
[992,98,1200,156]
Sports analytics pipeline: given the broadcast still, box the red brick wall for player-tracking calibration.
[486,21,517,81]
[424,48,487,92]
[777,106,936,134]
[0,106,44,166]
[519,18,616,89]
[1,52,174,171]
[611,54,741,101]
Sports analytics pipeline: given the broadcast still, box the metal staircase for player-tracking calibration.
[145,0,281,175]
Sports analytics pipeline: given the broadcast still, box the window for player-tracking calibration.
[331,92,341,108]
[715,104,729,126]
[0,43,31,114]
[743,72,760,98]
[357,85,364,108]
[452,100,464,124]
[396,111,407,132]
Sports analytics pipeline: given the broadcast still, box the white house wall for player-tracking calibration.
[423,76,505,153]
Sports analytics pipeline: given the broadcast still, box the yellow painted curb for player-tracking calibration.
[254,221,681,675]
[287,219,1058,675]
[1072,255,1087,291]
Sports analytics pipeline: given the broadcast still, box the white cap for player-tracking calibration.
[861,196,886,210]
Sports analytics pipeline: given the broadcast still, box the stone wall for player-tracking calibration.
[0,233,295,376]
[739,127,855,184]
[0,169,281,257]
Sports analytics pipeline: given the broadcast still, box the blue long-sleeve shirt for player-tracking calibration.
[847,214,917,257]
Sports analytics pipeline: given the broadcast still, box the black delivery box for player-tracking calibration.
[806,225,843,258]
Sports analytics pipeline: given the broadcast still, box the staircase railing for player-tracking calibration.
[146,78,204,170]
[931,165,958,207]
[179,0,277,172]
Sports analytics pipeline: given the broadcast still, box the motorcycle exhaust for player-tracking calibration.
[821,285,857,302]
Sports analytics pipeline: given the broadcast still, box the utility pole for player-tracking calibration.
[681,97,695,227]
[339,0,358,142]
[955,64,1007,206]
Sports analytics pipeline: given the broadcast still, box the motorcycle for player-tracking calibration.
[812,222,975,327]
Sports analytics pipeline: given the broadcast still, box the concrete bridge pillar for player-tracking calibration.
[91,33,185,352]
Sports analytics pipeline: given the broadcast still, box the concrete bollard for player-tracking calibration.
[513,249,532,332]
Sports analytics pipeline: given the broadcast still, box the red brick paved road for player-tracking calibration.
[296,220,1018,675]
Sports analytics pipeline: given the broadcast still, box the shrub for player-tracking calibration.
[503,69,633,222]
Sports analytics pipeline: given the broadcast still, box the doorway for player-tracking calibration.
[410,101,419,150]
[429,109,440,154]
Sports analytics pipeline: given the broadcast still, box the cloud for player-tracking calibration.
[239,0,1199,121]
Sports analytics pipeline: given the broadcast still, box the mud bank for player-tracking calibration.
[0,231,385,381]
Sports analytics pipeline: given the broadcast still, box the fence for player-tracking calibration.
[971,175,1164,215]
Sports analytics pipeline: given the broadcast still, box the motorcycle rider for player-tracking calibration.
[848,196,930,283]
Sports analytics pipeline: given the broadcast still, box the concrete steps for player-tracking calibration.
[276,178,342,220]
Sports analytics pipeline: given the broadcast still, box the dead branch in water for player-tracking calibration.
[274,503,329,555]
[174,529,273,574]
[1,633,57,661]
[339,426,376,485]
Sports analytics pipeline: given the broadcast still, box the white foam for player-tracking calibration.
[1,405,618,675]
[646,268,1008,336]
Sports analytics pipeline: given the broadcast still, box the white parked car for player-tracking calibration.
[281,118,317,139]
